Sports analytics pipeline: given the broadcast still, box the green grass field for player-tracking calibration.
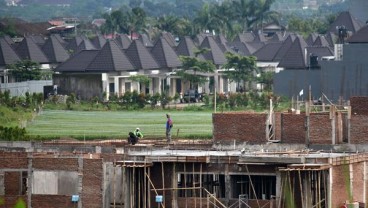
[26,110,213,139]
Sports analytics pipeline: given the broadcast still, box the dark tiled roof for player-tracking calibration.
[253,32,267,42]
[151,37,181,68]
[266,32,284,42]
[86,40,135,72]
[194,33,208,45]
[228,41,252,56]
[253,42,283,61]
[200,36,226,65]
[215,34,228,46]
[66,36,96,54]
[325,32,337,46]
[274,35,294,61]
[347,25,368,43]
[28,35,45,46]
[15,36,49,63]
[138,34,153,47]
[175,36,199,57]
[161,32,177,47]
[52,34,67,47]
[327,11,363,34]
[306,33,318,45]
[125,40,159,70]
[41,35,69,63]
[54,50,99,72]
[278,36,308,69]
[312,35,330,47]
[115,34,132,49]
[0,38,21,66]
[91,35,107,49]
[3,35,14,45]
[233,32,255,43]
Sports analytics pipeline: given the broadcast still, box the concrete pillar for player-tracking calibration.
[119,78,125,96]
[218,75,224,93]
[276,171,281,203]
[204,78,210,95]
[114,77,119,96]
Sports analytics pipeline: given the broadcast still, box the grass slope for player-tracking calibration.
[26,110,213,139]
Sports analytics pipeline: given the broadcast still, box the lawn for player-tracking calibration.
[26,110,213,139]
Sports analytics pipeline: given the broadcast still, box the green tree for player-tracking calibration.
[223,52,258,92]
[257,71,274,92]
[177,49,216,90]
[7,60,42,82]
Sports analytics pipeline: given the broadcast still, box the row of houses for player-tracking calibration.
[0,11,367,101]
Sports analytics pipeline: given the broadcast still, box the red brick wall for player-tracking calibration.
[350,97,368,115]
[82,159,103,208]
[0,152,28,169]
[309,113,332,144]
[31,195,74,208]
[4,172,21,195]
[331,165,350,208]
[33,158,78,171]
[213,113,267,144]
[352,162,364,203]
[350,115,368,144]
[281,113,306,143]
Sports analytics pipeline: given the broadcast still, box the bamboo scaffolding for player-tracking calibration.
[245,165,261,208]
[145,172,165,208]
[298,170,304,208]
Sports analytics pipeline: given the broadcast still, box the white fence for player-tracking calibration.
[0,80,52,97]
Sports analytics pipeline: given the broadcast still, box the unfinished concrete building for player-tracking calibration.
[1,96,368,208]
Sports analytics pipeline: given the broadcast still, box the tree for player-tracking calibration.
[7,60,42,82]
[223,52,258,91]
[177,49,216,89]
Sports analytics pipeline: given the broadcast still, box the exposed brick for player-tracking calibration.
[281,113,306,143]
[331,165,350,208]
[350,115,368,144]
[33,158,79,171]
[31,195,75,208]
[213,113,267,144]
[82,159,103,208]
[0,152,28,169]
[352,162,364,202]
[4,172,21,195]
[309,113,332,144]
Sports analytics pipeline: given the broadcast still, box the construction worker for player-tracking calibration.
[134,128,143,139]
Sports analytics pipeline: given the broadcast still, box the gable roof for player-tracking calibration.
[3,35,14,45]
[125,40,159,70]
[327,11,363,34]
[86,40,135,72]
[278,36,308,69]
[0,38,21,67]
[325,32,337,46]
[306,46,333,59]
[28,35,45,46]
[253,42,283,61]
[41,34,69,63]
[15,36,49,63]
[228,41,253,56]
[347,25,368,43]
[115,34,132,49]
[151,37,181,68]
[200,36,226,65]
[54,50,99,72]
